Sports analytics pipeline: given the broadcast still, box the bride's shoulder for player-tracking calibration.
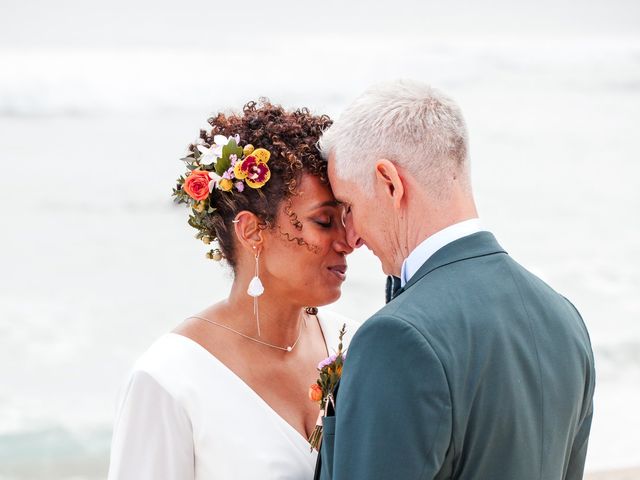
[317,308,360,328]
[316,309,362,349]
[126,333,207,392]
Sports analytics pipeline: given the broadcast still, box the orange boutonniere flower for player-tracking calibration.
[308,324,347,451]
[308,383,323,403]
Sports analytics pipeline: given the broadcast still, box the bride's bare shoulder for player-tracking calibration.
[317,308,363,344]
[172,302,228,340]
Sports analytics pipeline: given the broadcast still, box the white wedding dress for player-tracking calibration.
[108,310,359,480]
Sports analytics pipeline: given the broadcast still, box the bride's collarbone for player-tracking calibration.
[176,326,323,438]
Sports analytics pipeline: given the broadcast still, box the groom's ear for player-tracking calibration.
[374,159,405,209]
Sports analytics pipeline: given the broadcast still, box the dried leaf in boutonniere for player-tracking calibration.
[308,323,347,451]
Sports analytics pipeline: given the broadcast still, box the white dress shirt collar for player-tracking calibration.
[400,218,484,287]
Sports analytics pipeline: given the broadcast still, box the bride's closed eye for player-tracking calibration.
[315,218,333,228]
[311,209,343,229]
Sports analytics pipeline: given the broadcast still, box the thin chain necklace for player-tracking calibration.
[189,314,307,352]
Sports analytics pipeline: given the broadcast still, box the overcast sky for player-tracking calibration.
[2,0,639,49]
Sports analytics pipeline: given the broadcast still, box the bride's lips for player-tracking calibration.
[327,264,348,281]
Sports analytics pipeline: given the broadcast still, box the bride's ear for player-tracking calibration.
[374,159,405,209]
[233,211,264,251]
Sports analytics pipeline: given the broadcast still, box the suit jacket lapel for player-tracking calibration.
[394,231,507,299]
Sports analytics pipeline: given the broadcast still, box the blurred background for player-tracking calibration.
[1,0,639,478]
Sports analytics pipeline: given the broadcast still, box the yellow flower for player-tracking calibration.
[219,178,233,191]
[233,157,249,179]
[245,163,271,189]
[243,144,255,156]
[252,148,270,163]
[234,155,271,189]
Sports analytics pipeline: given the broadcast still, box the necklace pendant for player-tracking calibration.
[286,346,292,352]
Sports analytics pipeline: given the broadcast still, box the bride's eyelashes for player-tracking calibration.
[310,209,344,229]
[313,217,332,228]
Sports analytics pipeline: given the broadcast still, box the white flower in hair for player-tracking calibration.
[212,134,241,158]
[197,145,219,166]
[214,134,240,147]
[197,134,241,166]
[208,171,222,192]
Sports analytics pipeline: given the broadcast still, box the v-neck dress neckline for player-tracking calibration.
[109,310,358,480]
[168,312,343,447]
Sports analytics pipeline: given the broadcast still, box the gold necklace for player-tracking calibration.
[189,314,307,352]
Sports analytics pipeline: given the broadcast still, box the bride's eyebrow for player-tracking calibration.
[310,200,340,210]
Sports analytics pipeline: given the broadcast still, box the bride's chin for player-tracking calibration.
[302,287,342,309]
[320,286,343,305]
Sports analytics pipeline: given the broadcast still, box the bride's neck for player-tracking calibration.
[222,276,306,346]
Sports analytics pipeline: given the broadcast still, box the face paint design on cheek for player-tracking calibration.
[284,198,304,231]
[277,199,321,254]
[277,225,321,254]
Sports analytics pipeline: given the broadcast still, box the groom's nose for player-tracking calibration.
[345,221,364,249]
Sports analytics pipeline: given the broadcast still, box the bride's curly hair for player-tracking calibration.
[188,99,332,269]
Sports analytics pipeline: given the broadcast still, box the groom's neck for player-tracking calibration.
[400,190,479,265]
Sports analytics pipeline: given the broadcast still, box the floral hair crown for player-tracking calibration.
[172,134,272,260]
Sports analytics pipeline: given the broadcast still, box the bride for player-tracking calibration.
[108,101,359,479]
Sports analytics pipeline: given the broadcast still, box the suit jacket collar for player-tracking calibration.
[394,231,507,299]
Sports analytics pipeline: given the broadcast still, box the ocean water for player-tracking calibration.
[1,34,639,478]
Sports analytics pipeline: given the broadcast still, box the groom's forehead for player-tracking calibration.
[326,157,358,201]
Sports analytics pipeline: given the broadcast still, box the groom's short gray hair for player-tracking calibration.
[319,79,471,197]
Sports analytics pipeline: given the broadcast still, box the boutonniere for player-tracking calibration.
[308,323,347,451]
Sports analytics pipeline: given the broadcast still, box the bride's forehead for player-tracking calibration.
[292,175,335,201]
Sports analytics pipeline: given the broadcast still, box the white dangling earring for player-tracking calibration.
[247,247,264,336]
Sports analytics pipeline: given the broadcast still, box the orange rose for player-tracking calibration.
[309,383,323,403]
[183,170,211,201]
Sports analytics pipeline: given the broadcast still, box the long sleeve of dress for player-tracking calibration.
[108,369,195,480]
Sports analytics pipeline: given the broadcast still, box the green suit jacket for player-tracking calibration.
[317,232,595,480]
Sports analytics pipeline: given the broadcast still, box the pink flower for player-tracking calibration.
[318,353,338,370]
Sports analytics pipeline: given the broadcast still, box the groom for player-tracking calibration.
[314,80,595,479]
